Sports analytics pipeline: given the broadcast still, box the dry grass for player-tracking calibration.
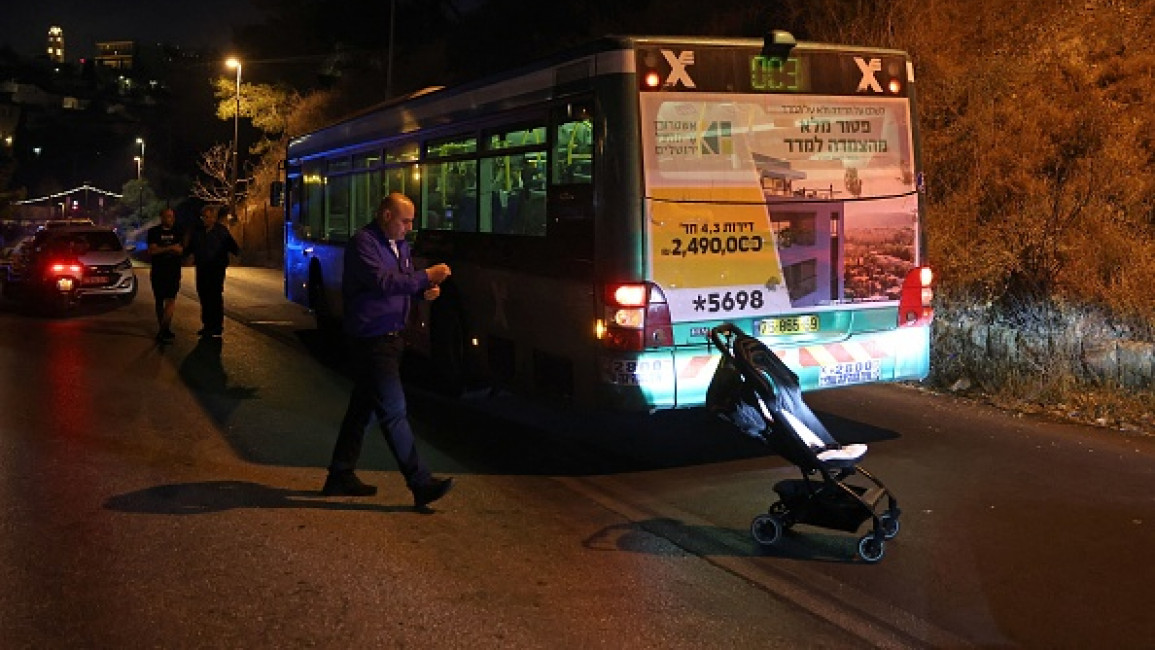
[977,382,1155,437]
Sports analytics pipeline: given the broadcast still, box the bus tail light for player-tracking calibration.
[898,266,933,327]
[598,282,673,351]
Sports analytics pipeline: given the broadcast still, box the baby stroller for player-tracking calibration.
[706,323,901,563]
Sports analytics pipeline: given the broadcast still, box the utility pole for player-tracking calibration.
[226,58,242,220]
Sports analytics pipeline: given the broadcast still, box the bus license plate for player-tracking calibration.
[758,315,819,336]
[819,359,881,387]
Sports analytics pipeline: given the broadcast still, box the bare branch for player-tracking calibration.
[192,143,233,204]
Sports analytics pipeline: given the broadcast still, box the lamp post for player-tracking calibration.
[133,156,143,219]
[136,137,145,177]
[136,137,145,222]
[226,57,242,221]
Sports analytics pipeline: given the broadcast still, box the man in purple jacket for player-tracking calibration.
[322,192,455,510]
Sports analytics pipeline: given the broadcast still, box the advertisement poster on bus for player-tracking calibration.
[640,93,919,321]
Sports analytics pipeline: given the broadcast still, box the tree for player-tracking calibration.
[202,74,335,262]
[191,144,233,206]
[208,76,335,206]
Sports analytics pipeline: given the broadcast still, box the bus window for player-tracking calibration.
[481,155,544,236]
[422,161,477,232]
[423,135,477,231]
[549,101,595,227]
[286,174,301,225]
[326,173,351,242]
[453,161,479,232]
[481,123,548,236]
[350,169,381,231]
[383,165,421,210]
[302,160,325,241]
[553,102,593,185]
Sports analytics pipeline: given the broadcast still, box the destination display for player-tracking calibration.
[636,45,909,97]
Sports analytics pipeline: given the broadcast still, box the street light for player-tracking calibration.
[226,57,242,221]
[133,156,143,219]
[136,137,145,177]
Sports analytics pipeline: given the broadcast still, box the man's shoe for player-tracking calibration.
[413,477,454,509]
[322,472,377,497]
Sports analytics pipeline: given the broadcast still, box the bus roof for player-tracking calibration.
[287,33,911,161]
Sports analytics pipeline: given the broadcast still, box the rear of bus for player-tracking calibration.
[596,35,933,410]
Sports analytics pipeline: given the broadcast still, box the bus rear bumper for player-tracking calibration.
[596,325,931,411]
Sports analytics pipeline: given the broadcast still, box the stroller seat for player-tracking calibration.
[757,400,868,469]
[707,322,901,563]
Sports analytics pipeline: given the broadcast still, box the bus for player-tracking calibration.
[281,31,934,412]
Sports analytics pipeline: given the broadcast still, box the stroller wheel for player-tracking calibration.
[769,502,795,528]
[878,513,900,540]
[751,514,784,546]
[857,534,885,563]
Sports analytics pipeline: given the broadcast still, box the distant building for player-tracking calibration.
[94,40,135,70]
[47,26,65,63]
[0,103,19,148]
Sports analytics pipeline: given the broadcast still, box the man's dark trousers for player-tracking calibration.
[329,333,431,489]
[195,265,227,331]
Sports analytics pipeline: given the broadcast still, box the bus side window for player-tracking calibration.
[302,161,325,241]
[326,174,351,242]
[450,161,478,233]
[553,105,593,186]
[421,163,450,231]
[550,102,594,227]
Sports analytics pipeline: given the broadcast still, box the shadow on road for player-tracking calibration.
[177,336,260,428]
[408,386,903,478]
[103,480,414,514]
[583,517,869,563]
[0,292,134,318]
[222,320,903,478]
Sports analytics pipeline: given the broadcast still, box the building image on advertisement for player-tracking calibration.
[755,152,844,308]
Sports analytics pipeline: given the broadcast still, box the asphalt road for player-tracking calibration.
[1,264,1153,648]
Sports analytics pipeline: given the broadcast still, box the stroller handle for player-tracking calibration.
[707,322,742,358]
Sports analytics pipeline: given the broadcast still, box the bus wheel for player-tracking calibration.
[430,304,466,397]
[308,269,338,334]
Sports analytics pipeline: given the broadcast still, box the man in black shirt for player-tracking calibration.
[147,208,183,342]
[183,206,240,337]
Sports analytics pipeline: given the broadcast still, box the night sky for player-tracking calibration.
[1,0,265,60]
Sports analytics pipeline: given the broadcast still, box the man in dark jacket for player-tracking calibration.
[183,205,240,337]
[323,192,455,510]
